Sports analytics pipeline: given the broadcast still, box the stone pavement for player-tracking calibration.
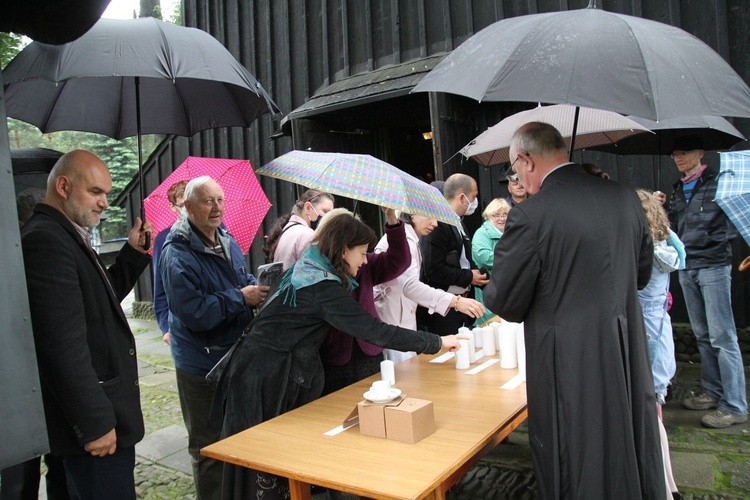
[113,293,750,499]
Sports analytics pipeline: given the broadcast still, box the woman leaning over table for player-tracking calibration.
[374,211,485,364]
[209,211,466,500]
[471,198,511,326]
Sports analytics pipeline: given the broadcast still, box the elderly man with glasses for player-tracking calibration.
[504,171,529,207]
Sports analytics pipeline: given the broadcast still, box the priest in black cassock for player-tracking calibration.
[483,122,665,499]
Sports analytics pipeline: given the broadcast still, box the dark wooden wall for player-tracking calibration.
[120,0,749,326]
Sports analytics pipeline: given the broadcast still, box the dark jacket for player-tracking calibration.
[419,220,474,291]
[152,226,170,333]
[22,204,151,455]
[211,279,442,439]
[160,219,255,376]
[319,221,410,366]
[483,164,664,499]
[668,167,737,269]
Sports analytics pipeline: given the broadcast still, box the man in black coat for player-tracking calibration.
[419,173,488,334]
[21,150,152,499]
[483,123,665,498]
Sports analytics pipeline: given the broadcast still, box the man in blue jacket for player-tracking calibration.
[664,135,746,428]
[160,176,268,500]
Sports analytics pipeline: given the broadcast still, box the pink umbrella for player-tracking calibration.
[144,156,271,254]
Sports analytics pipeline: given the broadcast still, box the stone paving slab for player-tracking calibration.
[136,424,189,462]
[156,449,193,476]
[671,451,717,491]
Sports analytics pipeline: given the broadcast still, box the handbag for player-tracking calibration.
[653,239,680,274]
[205,288,281,388]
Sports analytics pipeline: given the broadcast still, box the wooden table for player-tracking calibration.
[202,351,527,500]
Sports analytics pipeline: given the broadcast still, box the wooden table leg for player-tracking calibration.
[289,479,311,500]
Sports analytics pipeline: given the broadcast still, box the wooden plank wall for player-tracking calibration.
[124,0,748,326]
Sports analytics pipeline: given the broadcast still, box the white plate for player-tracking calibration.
[363,388,402,404]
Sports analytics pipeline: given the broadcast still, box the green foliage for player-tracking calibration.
[0,32,25,68]
[8,118,164,239]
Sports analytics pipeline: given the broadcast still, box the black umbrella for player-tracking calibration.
[413,2,750,159]
[590,115,746,156]
[2,17,281,246]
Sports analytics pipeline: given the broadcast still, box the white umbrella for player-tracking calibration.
[460,104,652,166]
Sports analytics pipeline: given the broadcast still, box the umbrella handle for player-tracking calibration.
[740,256,750,272]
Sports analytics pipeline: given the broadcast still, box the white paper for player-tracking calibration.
[429,351,455,363]
[500,373,526,390]
[465,358,499,375]
[324,421,359,436]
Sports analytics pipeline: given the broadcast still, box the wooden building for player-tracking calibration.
[117,0,750,326]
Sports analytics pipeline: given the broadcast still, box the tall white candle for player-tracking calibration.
[516,322,526,380]
[499,322,518,369]
[472,326,483,349]
[380,359,395,385]
[455,339,470,369]
[481,326,496,356]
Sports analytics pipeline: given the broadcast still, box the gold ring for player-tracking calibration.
[92,451,100,455]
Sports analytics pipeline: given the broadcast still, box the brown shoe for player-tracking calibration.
[701,409,748,429]
[682,391,718,410]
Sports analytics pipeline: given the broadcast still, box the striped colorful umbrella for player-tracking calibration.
[717,151,750,247]
[256,150,462,230]
[144,156,271,254]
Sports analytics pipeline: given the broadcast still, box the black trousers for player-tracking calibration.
[63,446,135,500]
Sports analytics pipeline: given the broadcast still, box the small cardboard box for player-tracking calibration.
[384,398,435,444]
[355,396,404,438]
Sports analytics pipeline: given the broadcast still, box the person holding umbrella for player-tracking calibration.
[483,122,665,498]
[159,176,268,500]
[21,150,153,499]
[657,135,747,428]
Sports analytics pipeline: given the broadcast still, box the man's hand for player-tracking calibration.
[83,428,117,457]
[162,332,171,345]
[471,269,489,287]
[128,217,154,253]
[241,284,269,307]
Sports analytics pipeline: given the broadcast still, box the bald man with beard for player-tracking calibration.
[21,150,152,499]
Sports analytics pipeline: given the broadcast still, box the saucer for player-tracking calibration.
[363,388,402,404]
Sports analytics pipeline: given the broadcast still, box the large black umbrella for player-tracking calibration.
[2,17,281,245]
[413,2,750,158]
[590,115,746,156]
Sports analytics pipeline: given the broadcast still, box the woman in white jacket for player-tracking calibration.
[374,212,484,363]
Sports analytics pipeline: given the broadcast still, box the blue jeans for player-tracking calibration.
[679,265,747,415]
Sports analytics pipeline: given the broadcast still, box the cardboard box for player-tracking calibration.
[384,398,435,444]
[355,396,404,438]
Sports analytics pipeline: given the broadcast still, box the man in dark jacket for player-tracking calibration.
[419,173,488,334]
[664,135,746,428]
[484,122,665,499]
[160,176,267,500]
[21,150,152,499]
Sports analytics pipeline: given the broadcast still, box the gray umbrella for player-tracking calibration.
[413,3,750,131]
[590,115,746,156]
[2,17,281,245]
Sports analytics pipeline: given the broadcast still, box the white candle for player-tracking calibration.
[380,359,395,385]
[472,326,483,349]
[482,326,496,356]
[516,322,526,380]
[499,322,518,369]
[467,330,477,364]
[455,339,470,369]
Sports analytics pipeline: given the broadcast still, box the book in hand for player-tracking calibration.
[257,262,283,287]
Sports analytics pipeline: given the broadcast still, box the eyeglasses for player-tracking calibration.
[490,213,508,219]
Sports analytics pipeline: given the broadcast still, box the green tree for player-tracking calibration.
[0,32,25,68]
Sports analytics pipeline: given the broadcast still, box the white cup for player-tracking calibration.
[370,379,392,397]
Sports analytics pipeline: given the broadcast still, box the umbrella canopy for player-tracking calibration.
[144,157,271,254]
[461,104,652,166]
[717,151,750,247]
[2,18,280,140]
[2,17,281,244]
[591,115,746,156]
[256,150,463,231]
[412,5,750,122]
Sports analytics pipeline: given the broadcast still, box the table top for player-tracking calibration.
[203,351,527,499]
